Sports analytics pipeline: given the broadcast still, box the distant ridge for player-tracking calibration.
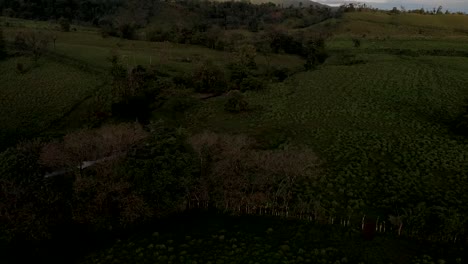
[214,0,330,8]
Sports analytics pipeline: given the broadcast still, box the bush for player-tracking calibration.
[13,31,50,62]
[172,73,192,88]
[163,94,197,114]
[224,90,248,113]
[270,67,290,82]
[192,61,227,94]
[118,23,137,39]
[352,38,361,48]
[147,28,172,42]
[303,46,328,70]
[58,17,70,32]
[228,62,251,89]
[16,63,24,73]
[123,123,197,216]
[240,76,265,92]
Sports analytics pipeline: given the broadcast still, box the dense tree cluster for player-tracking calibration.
[0,123,193,244]
[0,0,124,22]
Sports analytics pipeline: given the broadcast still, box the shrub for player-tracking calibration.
[352,38,361,48]
[172,73,192,88]
[240,76,265,92]
[192,61,227,94]
[224,90,248,113]
[118,23,137,39]
[303,46,328,70]
[302,36,328,70]
[13,31,50,62]
[228,62,251,89]
[162,91,198,114]
[16,62,24,73]
[270,67,290,82]
[58,17,71,32]
[122,123,197,217]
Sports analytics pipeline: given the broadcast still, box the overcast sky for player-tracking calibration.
[316,0,468,12]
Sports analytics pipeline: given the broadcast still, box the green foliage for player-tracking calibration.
[302,36,328,70]
[58,17,71,32]
[269,66,290,82]
[224,90,249,113]
[352,38,361,48]
[13,31,50,62]
[117,23,137,40]
[122,123,196,216]
[0,140,70,243]
[240,76,266,92]
[15,62,24,73]
[0,57,103,150]
[0,27,6,60]
[189,53,468,241]
[108,57,160,122]
[163,94,198,114]
[80,213,466,264]
[192,61,227,94]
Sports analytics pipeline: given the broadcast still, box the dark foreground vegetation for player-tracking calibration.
[1,0,468,263]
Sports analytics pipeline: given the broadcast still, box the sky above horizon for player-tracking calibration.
[316,0,468,13]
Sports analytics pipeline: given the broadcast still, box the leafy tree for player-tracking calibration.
[352,38,361,48]
[240,76,265,92]
[0,140,68,243]
[248,17,260,32]
[205,26,224,50]
[122,123,197,216]
[302,36,328,70]
[58,17,71,32]
[390,7,400,14]
[224,90,248,113]
[234,44,257,69]
[14,31,50,62]
[192,61,227,94]
[107,57,159,122]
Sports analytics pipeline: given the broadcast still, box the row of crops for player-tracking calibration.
[0,57,105,149]
[82,213,464,264]
[186,53,468,241]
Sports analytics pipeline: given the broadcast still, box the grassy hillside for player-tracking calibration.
[0,55,105,148]
[0,16,304,150]
[333,12,468,37]
[213,0,327,7]
[2,7,468,264]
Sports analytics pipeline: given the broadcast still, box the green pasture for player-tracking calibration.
[0,56,105,148]
[186,52,468,220]
[333,12,468,38]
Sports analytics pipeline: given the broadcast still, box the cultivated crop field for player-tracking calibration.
[335,12,468,37]
[0,57,105,148]
[0,17,304,150]
[187,50,468,237]
[2,8,468,263]
[82,213,452,264]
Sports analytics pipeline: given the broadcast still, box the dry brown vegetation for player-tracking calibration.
[0,124,152,241]
[40,123,148,171]
[188,131,322,217]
